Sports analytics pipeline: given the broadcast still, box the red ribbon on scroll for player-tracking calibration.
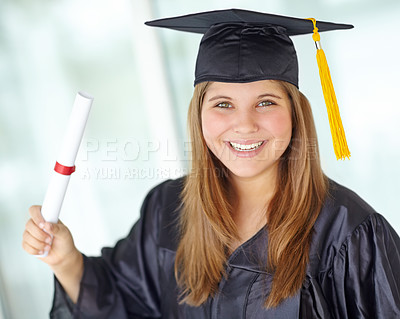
[54,162,76,176]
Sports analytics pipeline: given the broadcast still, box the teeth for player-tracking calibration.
[230,141,263,151]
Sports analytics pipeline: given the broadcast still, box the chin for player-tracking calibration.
[225,162,278,180]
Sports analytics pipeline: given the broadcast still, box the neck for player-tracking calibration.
[228,164,278,246]
[229,165,277,208]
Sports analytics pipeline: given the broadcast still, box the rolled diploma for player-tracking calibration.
[41,92,93,224]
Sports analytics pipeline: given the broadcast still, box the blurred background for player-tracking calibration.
[0,0,399,317]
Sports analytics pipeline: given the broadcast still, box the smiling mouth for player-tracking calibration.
[229,141,264,152]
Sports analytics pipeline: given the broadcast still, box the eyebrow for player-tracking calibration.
[257,93,283,99]
[207,95,232,102]
[207,93,283,102]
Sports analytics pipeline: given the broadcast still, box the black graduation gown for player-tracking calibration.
[50,178,400,318]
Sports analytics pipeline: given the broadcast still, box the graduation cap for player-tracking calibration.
[146,9,353,160]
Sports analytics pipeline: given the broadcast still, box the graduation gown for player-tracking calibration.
[50,178,400,318]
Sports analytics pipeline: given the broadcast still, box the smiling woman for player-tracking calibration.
[178,78,328,310]
[21,8,400,319]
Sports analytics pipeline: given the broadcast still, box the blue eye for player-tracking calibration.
[216,102,232,108]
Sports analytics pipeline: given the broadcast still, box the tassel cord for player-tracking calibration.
[307,18,351,160]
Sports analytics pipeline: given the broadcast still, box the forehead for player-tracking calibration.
[205,80,287,97]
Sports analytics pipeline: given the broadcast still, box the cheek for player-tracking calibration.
[201,111,228,144]
[264,111,292,139]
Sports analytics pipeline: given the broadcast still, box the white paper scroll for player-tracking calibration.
[41,92,93,224]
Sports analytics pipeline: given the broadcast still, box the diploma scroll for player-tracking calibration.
[41,92,93,224]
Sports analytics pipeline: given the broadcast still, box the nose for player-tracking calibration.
[233,109,259,134]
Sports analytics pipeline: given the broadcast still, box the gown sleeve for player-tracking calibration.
[320,213,400,319]
[49,182,168,319]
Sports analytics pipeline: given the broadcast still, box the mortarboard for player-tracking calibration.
[146,9,353,160]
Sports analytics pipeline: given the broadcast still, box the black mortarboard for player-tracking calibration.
[145,9,353,88]
[146,9,353,160]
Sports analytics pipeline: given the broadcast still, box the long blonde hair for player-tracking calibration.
[175,80,328,307]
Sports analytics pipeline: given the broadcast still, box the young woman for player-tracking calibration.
[22,9,400,319]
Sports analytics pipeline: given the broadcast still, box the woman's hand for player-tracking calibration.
[22,205,84,303]
[22,205,76,265]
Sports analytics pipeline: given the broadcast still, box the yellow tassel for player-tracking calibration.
[307,18,350,160]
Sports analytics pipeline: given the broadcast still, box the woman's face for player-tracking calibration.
[201,80,292,180]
